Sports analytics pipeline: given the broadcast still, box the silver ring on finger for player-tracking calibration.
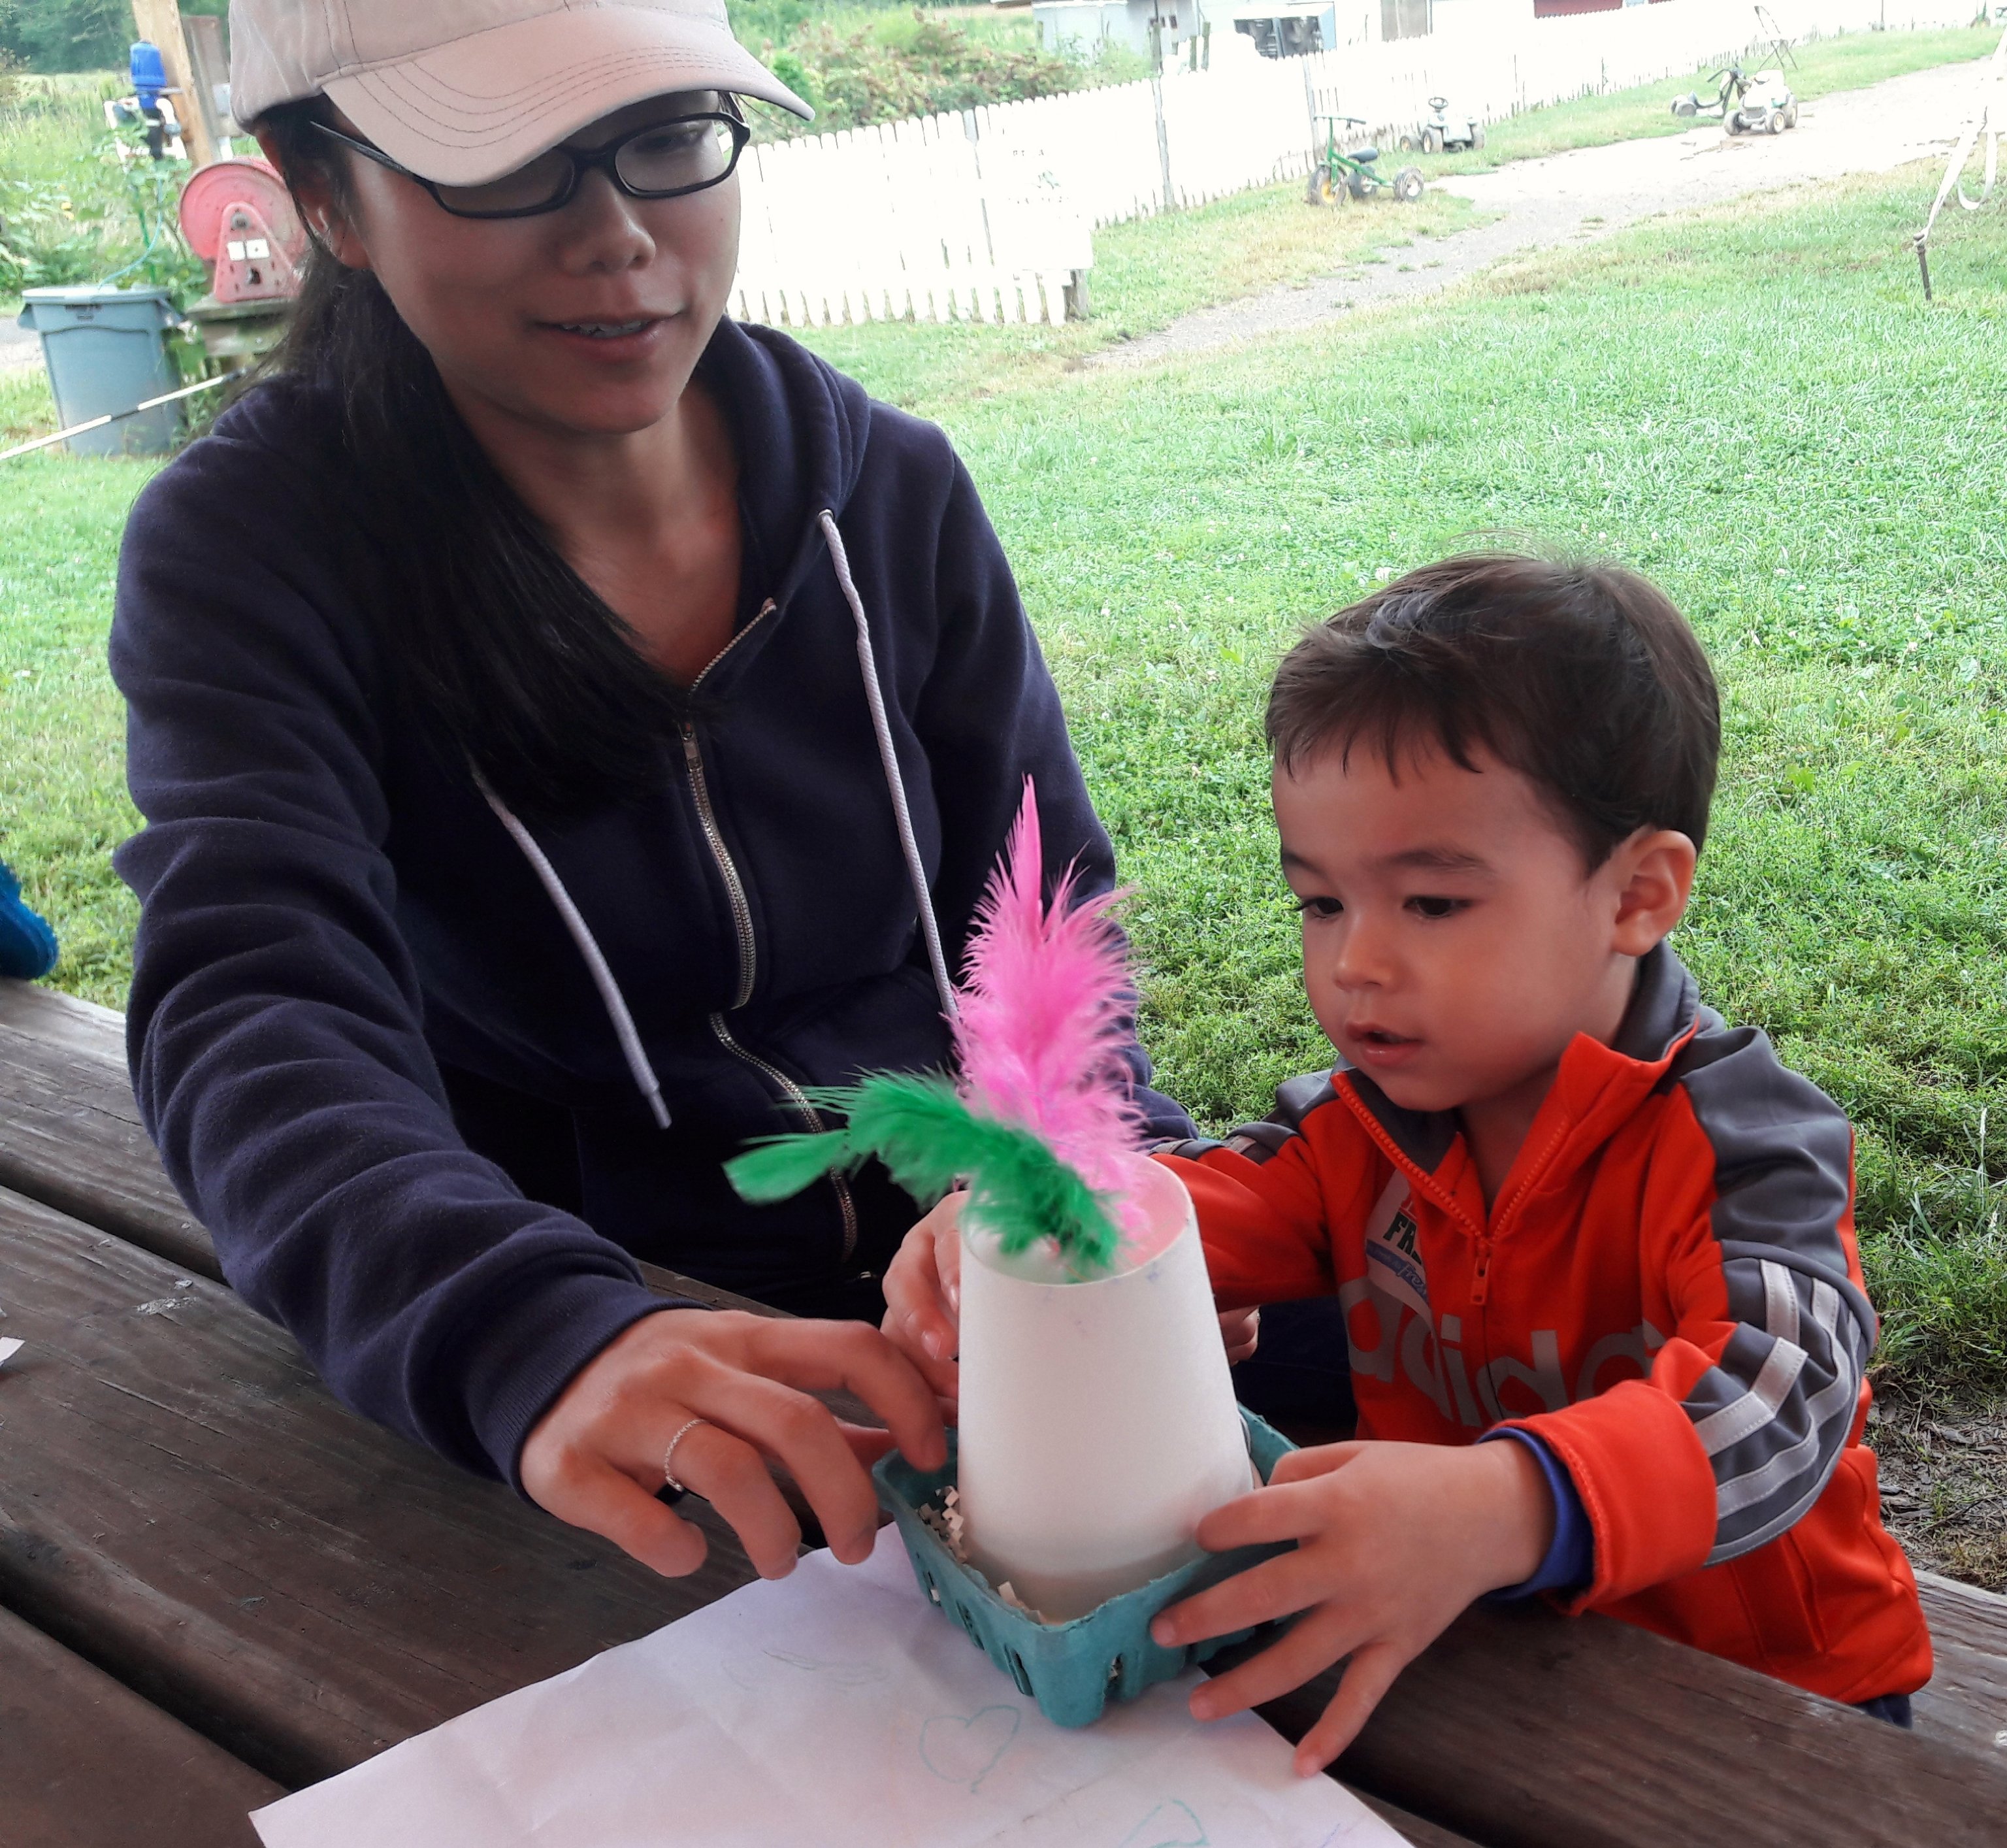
[662,1416,708,1497]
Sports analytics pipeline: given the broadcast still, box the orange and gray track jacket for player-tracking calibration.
[1162,944,1931,1703]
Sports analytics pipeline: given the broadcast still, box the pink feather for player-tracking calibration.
[953,780,1145,1210]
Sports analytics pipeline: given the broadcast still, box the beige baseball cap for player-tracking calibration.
[229,0,811,186]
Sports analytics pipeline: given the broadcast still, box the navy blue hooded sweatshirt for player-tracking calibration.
[110,318,1192,1487]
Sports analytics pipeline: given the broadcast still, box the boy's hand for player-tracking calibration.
[1150,1437,1554,1776]
[881,1190,966,1408]
[1219,1306,1261,1364]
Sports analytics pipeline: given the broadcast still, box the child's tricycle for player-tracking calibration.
[1305,114,1424,206]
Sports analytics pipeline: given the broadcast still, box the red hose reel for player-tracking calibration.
[177,158,308,304]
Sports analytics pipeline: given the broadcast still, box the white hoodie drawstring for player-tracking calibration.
[473,768,672,1130]
[817,509,959,1021]
[476,509,958,1133]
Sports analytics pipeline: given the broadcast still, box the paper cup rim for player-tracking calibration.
[964,1154,1194,1290]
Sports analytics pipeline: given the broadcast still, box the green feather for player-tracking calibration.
[724,1073,1121,1277]
[724,1128,856,1202]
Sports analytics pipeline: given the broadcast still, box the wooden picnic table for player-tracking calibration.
[1,977,2004,1848]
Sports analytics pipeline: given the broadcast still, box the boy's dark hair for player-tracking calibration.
[1266,555,1720,865]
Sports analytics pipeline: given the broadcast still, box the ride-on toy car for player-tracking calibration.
[1305,114,1424,205]
[1398,97,1483,154]
[1671,63,1798,135]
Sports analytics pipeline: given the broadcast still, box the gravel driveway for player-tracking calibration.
[0,314,42,374]
[1093,56,1985,369]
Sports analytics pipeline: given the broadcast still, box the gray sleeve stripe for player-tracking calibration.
[1692,1332,1807,1457]
[1706,1451,1862,1563]
[1717,1242,1874,1342]
[1689,1261,1828,1457]
[1682,1259,1865,1559]
[1763,1257,1799,1350]
[1714,1356,1857,1520]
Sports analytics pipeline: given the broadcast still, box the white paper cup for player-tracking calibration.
[956,1153,1256,1621]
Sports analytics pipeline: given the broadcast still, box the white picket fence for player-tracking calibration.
[730,0,1982,329]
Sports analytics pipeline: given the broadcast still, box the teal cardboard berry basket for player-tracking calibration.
[873,1406,1297,1728]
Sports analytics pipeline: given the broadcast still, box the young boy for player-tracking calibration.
[884,554,1929,1773]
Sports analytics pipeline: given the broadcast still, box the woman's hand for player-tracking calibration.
[520,1308,947,1582]
[1149,1437,1554,1775]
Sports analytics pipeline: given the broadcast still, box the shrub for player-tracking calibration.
[756,10,1090,135]
[0,97,210,304]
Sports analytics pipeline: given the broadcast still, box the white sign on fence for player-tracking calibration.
[730,0,1979,331]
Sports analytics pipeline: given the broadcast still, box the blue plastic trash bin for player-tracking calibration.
[18,286,182,457]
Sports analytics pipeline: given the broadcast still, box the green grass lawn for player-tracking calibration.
[0,428,148,1004]
[2,151,2003,1389]
[797,160,2007,1390]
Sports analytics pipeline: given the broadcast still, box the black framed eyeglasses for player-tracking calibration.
[313,104,751,220]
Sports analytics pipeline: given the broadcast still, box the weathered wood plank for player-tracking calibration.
[1353,1790,1484,1848]
[0,980,217,1279]
[1220,1594,2007,1848]
[0,1603,281,1847]
[0,981,781,1320]
[0,1183,761,1792]
[1914,1570,2007,1761]
[0,978,125,1059]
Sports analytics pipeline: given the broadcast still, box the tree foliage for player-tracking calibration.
[0,0,131,75]
[733,7,1113,138]
[785,13,1088,129]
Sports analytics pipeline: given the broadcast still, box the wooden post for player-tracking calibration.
[1149,16,1175,211]
[182,12,233,144]
[129,0,219,169]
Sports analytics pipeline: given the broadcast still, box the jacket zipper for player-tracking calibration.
[681,601,858,1262]
[1469,1113,1574,1308]
[1337,1080,1492,1309]
[710,1015,860,1262]
[681,599,777,1010]
[682,726,758,1012]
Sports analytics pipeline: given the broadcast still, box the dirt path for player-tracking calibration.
[1093,57,1983,369]
[1872,1390,2007,1592]
[0,316,42,374]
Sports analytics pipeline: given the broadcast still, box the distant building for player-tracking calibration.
[1230,1,1340,56]
[1032,0,1451,58]
[1033,0,1209,61]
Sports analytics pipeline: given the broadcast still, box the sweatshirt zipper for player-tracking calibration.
[681,600,776,1010]
[682,726,757,1012]
[709,1015,859,1262]
[1339,1081,1492,1309]
[1469,1113,1573,1308]
[681,601,858,1262]
[1471,1238,1493,1306]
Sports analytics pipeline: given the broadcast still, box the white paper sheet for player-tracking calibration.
[252,1532,1407,1848]
[0,1336,21,1370]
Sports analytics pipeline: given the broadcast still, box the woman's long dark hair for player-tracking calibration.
[258,99,688,816]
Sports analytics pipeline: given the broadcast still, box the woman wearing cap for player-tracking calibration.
[111,0,1194,1587]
